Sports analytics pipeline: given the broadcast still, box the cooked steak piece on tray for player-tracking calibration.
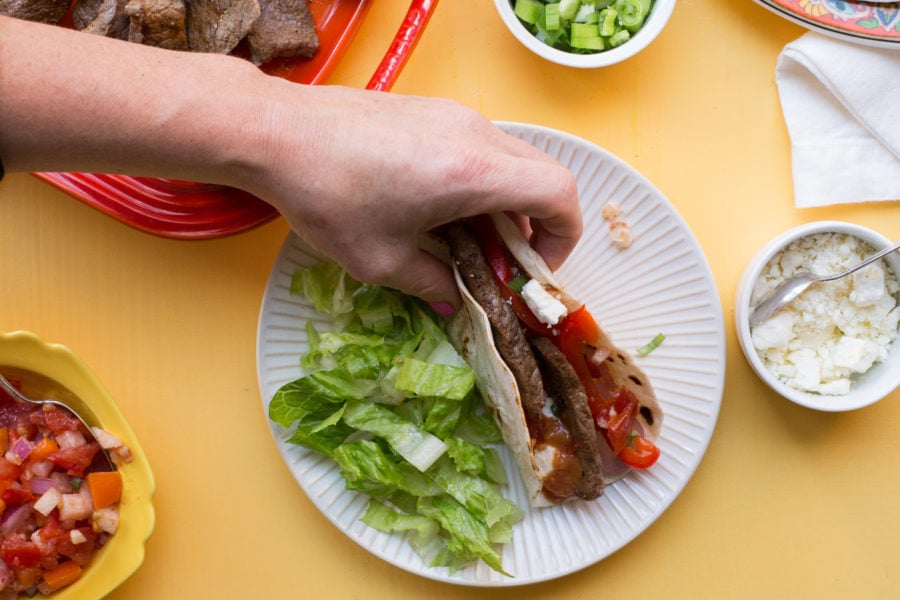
[246,0,318,65]
[73,0,129,38]
[0,0,70,24]
[186,0,260,54]
[125,0,187,49]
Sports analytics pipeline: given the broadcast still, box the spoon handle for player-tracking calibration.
[820,240,900,282]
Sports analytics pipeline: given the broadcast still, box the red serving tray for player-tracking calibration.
[34,0,438,239]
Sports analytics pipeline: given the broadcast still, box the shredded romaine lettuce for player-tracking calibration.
[270,264,522,576]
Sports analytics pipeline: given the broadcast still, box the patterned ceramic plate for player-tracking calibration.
[256,122,727,586]
[755,0,900,47]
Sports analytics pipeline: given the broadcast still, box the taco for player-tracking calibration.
[443,214,663,507]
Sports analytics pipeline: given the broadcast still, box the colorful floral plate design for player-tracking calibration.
[34,0,438,239]
[755,0,900,47]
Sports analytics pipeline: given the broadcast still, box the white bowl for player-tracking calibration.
[735,221,900,412]
[493,0,676,68]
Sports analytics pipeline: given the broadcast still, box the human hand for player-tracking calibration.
[237,83,582,312]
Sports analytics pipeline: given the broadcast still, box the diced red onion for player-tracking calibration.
[0,504,31,535]
[28,477,55,495]
[11,437,32,461]
[597,439,631,481]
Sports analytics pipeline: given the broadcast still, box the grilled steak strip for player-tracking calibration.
[530,336,604,500]
[186,0,260,54]
[0,0,69,24]
[73,0,130,38]
[246,0,318,65]
[125,0,188,50]
[443,222,546,430]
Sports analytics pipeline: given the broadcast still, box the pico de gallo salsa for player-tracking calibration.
[0,375,131,598]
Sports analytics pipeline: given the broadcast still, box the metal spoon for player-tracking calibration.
[749,240,900,327]
[0,372,115,472]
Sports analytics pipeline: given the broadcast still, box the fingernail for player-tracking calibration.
[429,301,456,317]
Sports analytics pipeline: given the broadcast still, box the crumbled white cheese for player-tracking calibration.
[750,232,900,395]
[521,279,567,325]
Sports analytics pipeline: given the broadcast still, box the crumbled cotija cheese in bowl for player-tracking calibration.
[735,222,900,411]
[750,233,900,395]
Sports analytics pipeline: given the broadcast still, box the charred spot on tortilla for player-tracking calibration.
[640,406,655,426]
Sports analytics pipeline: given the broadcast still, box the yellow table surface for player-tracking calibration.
[3,1,900,597]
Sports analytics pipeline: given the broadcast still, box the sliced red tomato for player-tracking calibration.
[620,435,661,469]
[48,443,99,477]
[558,306,605,405]
[1,535,43,569]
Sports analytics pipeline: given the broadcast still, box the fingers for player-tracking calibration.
[340,242,462,313]
[476,151,583,271]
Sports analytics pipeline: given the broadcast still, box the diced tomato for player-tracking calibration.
[604,393,637,455]
[619,435,661,469]
[48,443,100,477]
[1,534,43,569]
[57,528,97,566]
[1,487,32,506]
[34,517,68,555]
[43,406,81,435]
[0,458,21,482]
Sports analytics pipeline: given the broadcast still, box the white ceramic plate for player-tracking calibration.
[256,122,726,586]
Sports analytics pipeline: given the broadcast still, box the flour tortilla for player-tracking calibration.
[446,214,663,506]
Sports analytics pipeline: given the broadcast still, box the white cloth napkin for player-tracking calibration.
[775,32,900,208]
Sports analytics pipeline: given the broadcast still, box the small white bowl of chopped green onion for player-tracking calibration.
[495,0,675,67]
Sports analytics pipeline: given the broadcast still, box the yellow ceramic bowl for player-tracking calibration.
[0,331,155,598]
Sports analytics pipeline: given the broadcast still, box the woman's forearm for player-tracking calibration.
[0,15,280,188]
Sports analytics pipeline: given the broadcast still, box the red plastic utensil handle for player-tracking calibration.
[367,0,438,92]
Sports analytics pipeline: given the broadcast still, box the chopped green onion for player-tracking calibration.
[599,8,618,37]
[608,29,631,46]
[558,0,580,20]
[544,2,561,29]
[511,0,655,54]
[514,0,544,25]
[636,333,665,355]
[507,274,528,293]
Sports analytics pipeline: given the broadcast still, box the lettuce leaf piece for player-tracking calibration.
[417,495,509,576]
[286,413,353,458]
[445,437,485,476]
[430,457,523,529]
[343,402,448,472]
[361,498,441,546]
[269,369,376,427]
[392,358,476,401]
[333,439,441,498]
[295,262,358,317]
